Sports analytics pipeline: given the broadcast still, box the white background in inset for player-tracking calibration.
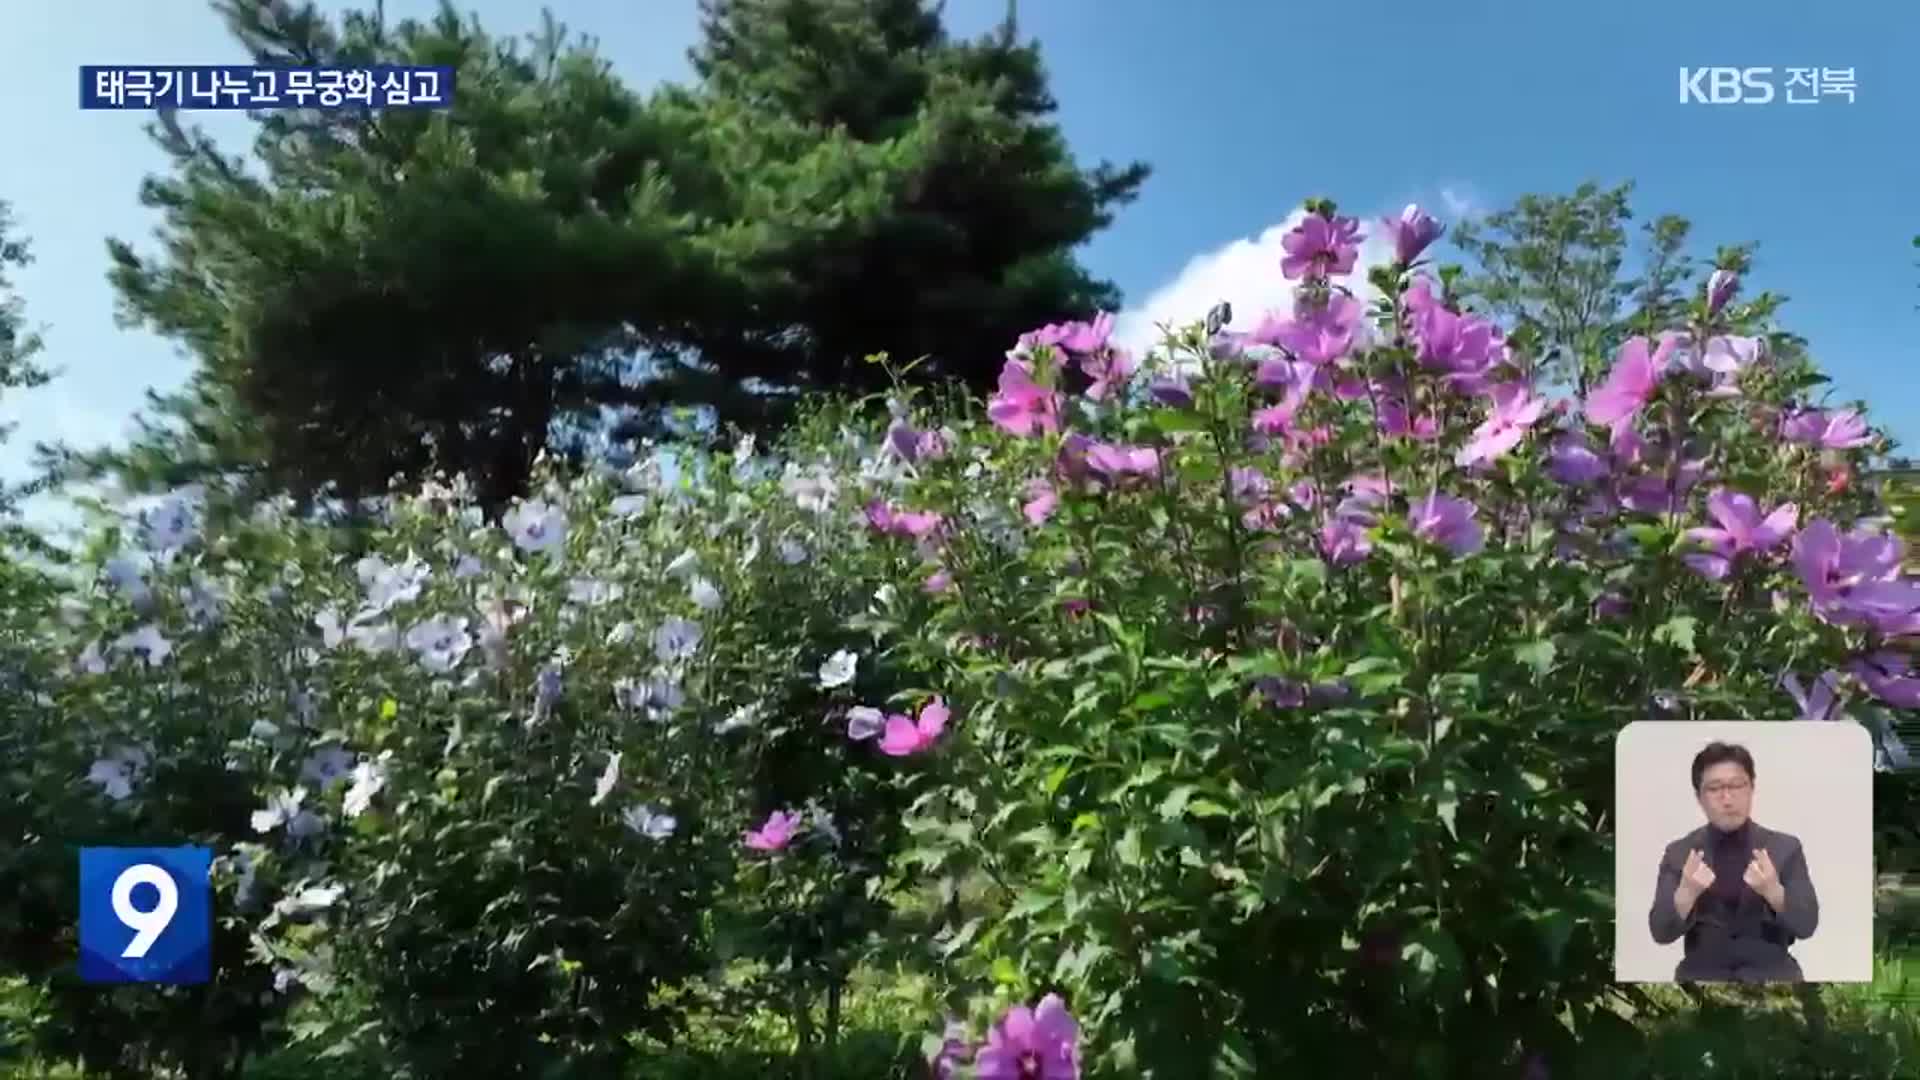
[1614,720,1875,983]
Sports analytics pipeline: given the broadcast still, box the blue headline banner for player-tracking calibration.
[80,65,455,111]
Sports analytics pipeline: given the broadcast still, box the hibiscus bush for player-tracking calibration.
[843,200,1917,1077]
[0,414,944,1076]
[4,197,1918,1080]
[0,522,301,1079]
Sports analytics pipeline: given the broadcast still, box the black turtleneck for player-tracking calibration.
[1705,820,1754,909]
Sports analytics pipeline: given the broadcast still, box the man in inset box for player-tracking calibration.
[1649,741,1820,981]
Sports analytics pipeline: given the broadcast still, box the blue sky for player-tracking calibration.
[2,0,1916,523]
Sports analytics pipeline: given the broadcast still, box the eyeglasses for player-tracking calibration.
[1701,780,1751,796]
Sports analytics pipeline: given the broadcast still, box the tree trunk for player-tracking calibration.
[792,980,817,1080]
[825,975,843,1053]
[476,356,557,517]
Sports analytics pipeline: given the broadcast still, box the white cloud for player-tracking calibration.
[1439,186,1484,222]
[1112,192,1491,360]
[1112,205,1398,359]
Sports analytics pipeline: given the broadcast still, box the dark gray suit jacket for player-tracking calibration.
[1648,821,1819,980]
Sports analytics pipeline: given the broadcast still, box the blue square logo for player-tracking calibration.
[78,847,212,984]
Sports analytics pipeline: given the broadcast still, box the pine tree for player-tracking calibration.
[70,0,1146,512]
[627,0,1147,433]
[0,199,58,548]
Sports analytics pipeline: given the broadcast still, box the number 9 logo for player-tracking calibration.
[110,863,179,958]
[79,846,211,984]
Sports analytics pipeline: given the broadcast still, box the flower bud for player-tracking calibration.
[1706,268,1739,316]
[1205,300,1233,335]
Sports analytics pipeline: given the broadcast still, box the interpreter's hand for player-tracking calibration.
[1745,848,1786,910]
[1675,848,1715,906]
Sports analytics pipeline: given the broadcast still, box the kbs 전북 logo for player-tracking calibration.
[1678,67,1857,105]
[78,847,213,984]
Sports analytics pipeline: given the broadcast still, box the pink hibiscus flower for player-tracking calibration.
[743,809,802,853]
[987,360,1062,437]
[1584,336,1676,427]
[879,699,950,757]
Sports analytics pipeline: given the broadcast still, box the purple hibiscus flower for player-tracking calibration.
[1280,212,1363,280]
[1456,384,1547,467]
[1781,408,1873,450]
[1410,492,1484,557]
[1781,670,1846,722]
[1381,203,1444,264]
[974,994,1080,1080]
[1682,488,1799,580]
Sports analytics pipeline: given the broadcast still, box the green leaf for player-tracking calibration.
[940,917,984,958]
[1534,908,1575,967]
[920,1032,952,1063]
[1009,891,1062,919]
[990,955,1023,986]
[1009,826,1056,851]
[1187,799,1231,818]
[1513,639,1556,676]
[379,698,398,720]
[1093,612,1139,652]
[1157,785,1196,820]
[1152,408,1207,434]
[1210,1032,1261,1079]
[1342,657,1398,678]
[1402,940,1440,978]
[1113,762,1167,800]
[1065,693,1110,724]
[1055,940,1112,983]
[1399,925,1464,994]
[1436,779,1458,838]
[1653,615,1698,655]
[1285,559,1329,587]
[1343,655,1404,695]
[1116,827,1145,867]
[1625,523,1671,549]
[1226,653,1288,678]
[1078,646,1118,669]
[1131,689,1174,711]
[1043,764,1071,795]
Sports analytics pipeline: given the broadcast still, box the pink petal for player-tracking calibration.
[897,511,943,538]
[987,399,1027,433]
[1684,528,1736,557]
[917,700,950,739]
[996,1004,1037,1049]
[878,715,924,756]
[997,361,1037,394]
[1023,490,1058,526]
[1706,489,1758,535]
[1753,503,1800,547]
[1685,553,1732,581]
[1030,993,1079,1050]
